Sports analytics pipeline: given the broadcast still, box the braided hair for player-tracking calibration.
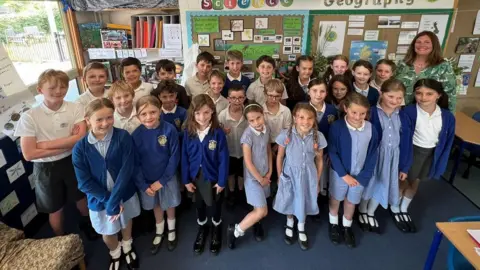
[284,102,320,152]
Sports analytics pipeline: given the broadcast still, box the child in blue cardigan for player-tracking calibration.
[72,98,141,270]
[181,94,229,255]
[352,60,379,107]
[307,78,338,201]
[328,92,379,248]
[395,78,455,233]
[132,96,181,254]
[359,79,411,233]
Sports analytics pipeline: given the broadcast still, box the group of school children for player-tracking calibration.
[14,48,455,270]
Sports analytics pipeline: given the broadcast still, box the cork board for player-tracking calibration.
[309,13,436,60]
[444,1,480,114]
[187,11,309,74]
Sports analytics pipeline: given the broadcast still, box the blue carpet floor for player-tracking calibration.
[36,179,479,270]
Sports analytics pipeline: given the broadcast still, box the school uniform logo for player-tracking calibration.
[208,140,217,150]
[327,114,336,124]
[158,135,167,146]
[60,123,68,128]
[174,118,181,128]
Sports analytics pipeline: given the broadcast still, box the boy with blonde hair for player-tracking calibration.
[15,69,96,239]
[108,81,141,134]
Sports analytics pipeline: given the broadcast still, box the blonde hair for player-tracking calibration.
[208,70,225,82]
[227,50,244,62]
[264,78,284,95]
[135,95,162,115]
[85,98,114,118]
[108,81,134,99]
[83,62,108,78]
[38,69,69,89]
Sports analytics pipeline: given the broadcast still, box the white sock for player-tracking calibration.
[343,216,352,227]
[285,217,294,237]
[109,242,122,259]
[197,218,207,226]
[121,238,133,253]
[367,199,380,216]
[212,218,222,226]
[400,197,412,212]
[358,199,368,213]
[390,204,400,213]
[154,220,165,245]
[167,218,176,241]
[297,223,307,241]
[329,213,338,225]
[234,224,244,238]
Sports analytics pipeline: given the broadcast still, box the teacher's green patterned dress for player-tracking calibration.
[395,60,457,112]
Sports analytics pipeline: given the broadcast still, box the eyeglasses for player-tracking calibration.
[266,94,281,100]
[228,96,245,102]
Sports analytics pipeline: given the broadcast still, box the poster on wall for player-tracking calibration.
[349,41,388,66]
[316,21,346,57]
[418,14,449,45]
[0,46,26,96]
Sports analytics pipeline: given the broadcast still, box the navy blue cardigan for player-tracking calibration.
[370,106,412,174]
[328,119,379,187]
[72,128,137,216]
[318,103,338,142]
[403,104,455,179]
[181,127,230,187]
[353,84,379,107]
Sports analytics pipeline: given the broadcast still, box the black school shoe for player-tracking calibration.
[193,225,208,255]
[390,209,409,233]
[367,215,380,234]
[210,224,222,255]
[357,211,370,232]
[284,225,294,245]
[401,212,417,233]
[167,229,178,251]
[124,247,139,270]
[150,233,164,254]
[109,255,121,270]
[343,227,356,248]
[253,222,265,242]
[328,223,342,245]
[227,224,237,249]
[298,231,309,251]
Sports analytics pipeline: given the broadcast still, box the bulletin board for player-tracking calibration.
[307,9,454,63]
[443,1,480,115]
[186,10,309,73]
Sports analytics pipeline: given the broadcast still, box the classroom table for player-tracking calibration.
[424,222,480,270]
[448,112,480,183]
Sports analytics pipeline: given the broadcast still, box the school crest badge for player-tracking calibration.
[327,114,336,124]
[208,140,217,150]
[60,123,68,128]
[174,118,181,128]
[158,135,167,146]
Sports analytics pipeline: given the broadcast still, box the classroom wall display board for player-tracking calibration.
[307,10,453,65]
[186,10,309,74]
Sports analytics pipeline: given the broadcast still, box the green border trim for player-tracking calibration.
[307,9,454,55]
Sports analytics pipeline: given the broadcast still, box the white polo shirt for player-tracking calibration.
[75,89,108,109]
[185,74,210,97]
[218,106,248,158]
[263,103,292,142]
[14,101,84,162]
[413,104,442,148]
[114,107,141,134]
[132,81,154,106]
[210,93,229,114]
[246,78,288,105]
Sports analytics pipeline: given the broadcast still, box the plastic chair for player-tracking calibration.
[462,112,480,179]
[424,216,480,270]
[447,216,479,270]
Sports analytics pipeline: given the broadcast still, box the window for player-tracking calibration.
[0,1,77,88]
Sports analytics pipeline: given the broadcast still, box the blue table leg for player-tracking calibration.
[424,230,444,270]
[449,141,465,184]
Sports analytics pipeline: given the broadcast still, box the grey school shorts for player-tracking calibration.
[33,155,85,213]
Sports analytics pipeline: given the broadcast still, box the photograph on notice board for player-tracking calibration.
[254,35,263,43]
[231,20,244,32]
[350,41,388,66]
[255,18,268,29]
[198,34,210,47]
[242,29,253,41]
[222,30,234,41]
[378,16,401,28]
[455,37,480,54]
[214,39,227,51]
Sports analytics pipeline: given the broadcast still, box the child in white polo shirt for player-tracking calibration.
[109,81,141,134]
[262,79,292,197]
[185,52,214,98]
[218,84,249,209]
[247,55,288,106]
[76,62,109,109]
[121,57,154,106]
[15,69,96,239]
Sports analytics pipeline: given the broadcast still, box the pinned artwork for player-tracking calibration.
[0,149,6,168]
[288,54,297,61]
[255,18,268,29]
[242,29,253,41]
[283,46,292,54]
[21,204,38,227]
[222,30,234,41]
[293,46,301,53]
[293,37,301,45]
[284,37,292,45]
[275,35,283,43]
[254,35,263,43]
[0,191,19,216]
[198,34,210,46]
[6,160,25,183]
[231,20,244,32]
